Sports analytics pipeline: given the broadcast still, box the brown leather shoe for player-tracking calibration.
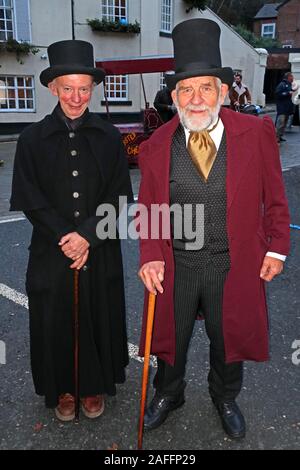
[55,393,75,422]
[81,395,104,419]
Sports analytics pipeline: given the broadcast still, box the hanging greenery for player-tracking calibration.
[87,18,141,34]
[0,38,39,64]
[183,0,209,13]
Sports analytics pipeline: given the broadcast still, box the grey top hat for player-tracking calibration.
[40,40,105,87]
[165,19,234,90]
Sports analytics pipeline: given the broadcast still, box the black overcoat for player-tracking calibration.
[10,108,133,407]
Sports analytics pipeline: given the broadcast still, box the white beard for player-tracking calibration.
[176,101,221,131]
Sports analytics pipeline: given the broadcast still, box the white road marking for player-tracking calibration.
[0,283,28,309]
[0,216,26,224]
[0,283,156,367]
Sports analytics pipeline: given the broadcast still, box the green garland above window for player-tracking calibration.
[0,39,39,64]
[183,0,208,13]
[87,18,141,34]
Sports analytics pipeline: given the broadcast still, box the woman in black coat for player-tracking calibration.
[10,40,133,421]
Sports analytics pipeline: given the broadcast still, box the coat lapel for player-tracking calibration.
[220,108,254,211]
[147,115,181,204]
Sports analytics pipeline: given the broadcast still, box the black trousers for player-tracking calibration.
[153,261,243,402]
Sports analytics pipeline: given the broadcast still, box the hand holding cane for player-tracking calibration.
[138,292,156,450]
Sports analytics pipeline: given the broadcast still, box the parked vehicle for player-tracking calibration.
[234,103,262,116]
[96,56,174,165]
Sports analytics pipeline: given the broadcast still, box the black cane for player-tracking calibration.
[73,269,80,420]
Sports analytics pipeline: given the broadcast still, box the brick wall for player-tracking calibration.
[277,0,300,47]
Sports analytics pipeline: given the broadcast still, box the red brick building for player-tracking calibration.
[254,0,300,48]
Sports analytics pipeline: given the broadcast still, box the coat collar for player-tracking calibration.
[41,105,109,139]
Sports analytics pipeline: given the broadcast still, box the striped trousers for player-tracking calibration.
[153,260,243,402]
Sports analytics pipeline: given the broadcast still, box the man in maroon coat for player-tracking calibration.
[138,19,290,439]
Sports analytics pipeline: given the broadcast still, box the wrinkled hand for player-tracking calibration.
[260,256,284,282]
[59,232,90,261]
[138,261,165,295]
[70,249,89,270]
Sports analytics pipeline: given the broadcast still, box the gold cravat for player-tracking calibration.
[188,119,219,182]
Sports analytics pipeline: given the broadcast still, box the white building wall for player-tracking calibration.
[0,0,267,127]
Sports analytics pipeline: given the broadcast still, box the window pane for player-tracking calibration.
[7,77,14,86]
[0,75,35,111]
[25,77,33,87]
[161,0,172,32]
[102,0,127,21]
[7,88,15,98]
[104,75,127,101]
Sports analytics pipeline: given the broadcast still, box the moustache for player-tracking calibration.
[185,105,210,112]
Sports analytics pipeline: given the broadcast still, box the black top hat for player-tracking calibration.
[40,40,105,87]
[165,19,234,90]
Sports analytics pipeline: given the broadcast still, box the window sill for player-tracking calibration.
[101,101,132,106]
[0,109,36,113]
[160,31,172,38]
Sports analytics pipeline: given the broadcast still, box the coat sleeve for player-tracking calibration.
[137,141,165,267]
[229,86,236,105]
[24,209,74,245]
[10,133,75,244]
[76,136,133,248]
[261,116,290,255]
[10,133,52,212]
[245,87,251,103]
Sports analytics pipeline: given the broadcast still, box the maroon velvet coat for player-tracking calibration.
[138,107,290,365]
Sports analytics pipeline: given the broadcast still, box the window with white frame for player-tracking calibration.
[261,23,276,39]
[104,75,128,101]
[160,73,166,90]
[101,0,127,22]
[0,0,14,41]
[0,76,35,111]
[161,0,173,33]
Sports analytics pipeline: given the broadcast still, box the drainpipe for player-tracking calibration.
[71,0,75,39]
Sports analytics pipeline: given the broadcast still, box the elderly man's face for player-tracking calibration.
[171,76,228,131]
[48,74,94,119]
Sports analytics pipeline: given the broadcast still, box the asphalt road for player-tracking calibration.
[0,137,299,450]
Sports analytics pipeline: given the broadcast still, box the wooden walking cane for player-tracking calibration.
[138,292,156,450]
[73,269,80,420]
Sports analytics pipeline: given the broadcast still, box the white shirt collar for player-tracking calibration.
[183,116,224,150]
